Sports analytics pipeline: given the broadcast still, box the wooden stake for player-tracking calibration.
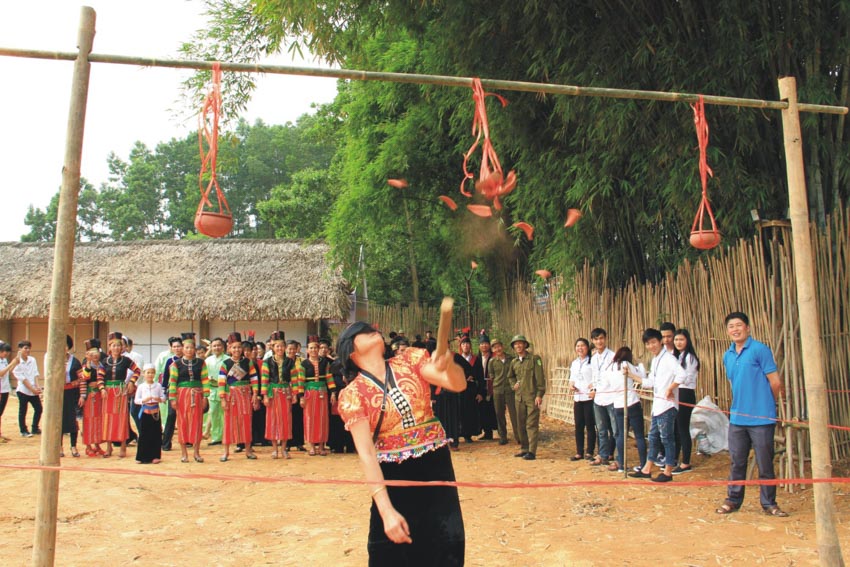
[32,7,95,567]
[778,76,845,567]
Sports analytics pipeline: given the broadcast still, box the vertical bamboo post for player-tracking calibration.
[32,7,95,567]
[778,76,844,567]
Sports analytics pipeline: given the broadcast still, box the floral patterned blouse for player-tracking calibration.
[338,347,449,463]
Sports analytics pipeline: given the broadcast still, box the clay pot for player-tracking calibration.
[195,211,233,238]
[689,229,721,250]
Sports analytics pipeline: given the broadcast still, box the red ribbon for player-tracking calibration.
[196,62,231,218]
[689,96,719,240]
[460,78,509,197]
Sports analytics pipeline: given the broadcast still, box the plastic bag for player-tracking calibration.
[689,395,729,454]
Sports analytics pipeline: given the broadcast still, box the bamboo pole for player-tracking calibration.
[32,7,95,567]
[0,47,847,115]
[778,77,844,567]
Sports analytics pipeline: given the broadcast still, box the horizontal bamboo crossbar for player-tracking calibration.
[0,47,847,115]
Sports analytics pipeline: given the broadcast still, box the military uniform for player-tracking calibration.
[488,352,518,445]
[507,335,545,458]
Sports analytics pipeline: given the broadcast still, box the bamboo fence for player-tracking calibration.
[498,209,850,483]
[367,303,493,341]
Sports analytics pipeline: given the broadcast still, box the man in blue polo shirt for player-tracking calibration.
[716,311,788,517]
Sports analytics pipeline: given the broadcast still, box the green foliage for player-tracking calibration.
[21,117,334,243]
[190,0,848,297]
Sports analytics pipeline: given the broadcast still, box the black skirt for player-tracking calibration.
[62,388,79,434]
[136,412,162,463]
[368,445,465,566]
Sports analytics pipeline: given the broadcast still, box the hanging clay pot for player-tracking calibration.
[195,211,233,238]
[689,229,721,250]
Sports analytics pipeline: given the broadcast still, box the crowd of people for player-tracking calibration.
[0,309,788,521]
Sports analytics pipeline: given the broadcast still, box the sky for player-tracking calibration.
[0,0,339,241]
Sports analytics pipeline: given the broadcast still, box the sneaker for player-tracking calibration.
[21,432,33,438]
[671,466,691,475]
[522,453,536,460]
[652,473,673,483]
[514,451,529,458]
[32,428,42,435]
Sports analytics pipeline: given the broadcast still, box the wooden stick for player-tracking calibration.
[778,76,845,566]
[434,297,454,359]
[32,8,95,567]
[0,47,846,115]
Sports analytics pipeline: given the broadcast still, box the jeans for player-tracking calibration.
[647,408,677,468]
[727,423,777,509]
[614,402,646,469]
[17,392,43,433]
[592,403,617,459]
[573,400,596,456]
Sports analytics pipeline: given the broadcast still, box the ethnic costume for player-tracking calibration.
[97,354,140,442]
[169,357,210,445]
[261,356,297,442]
[296,356,335,446]
[62,354,83,446]
[79,360,104,446]
[219,357,258,445]
[338,347,465,565]
[204,352,227,443]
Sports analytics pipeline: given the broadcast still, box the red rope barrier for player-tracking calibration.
[1,462,847,490]
[555,388,850,432]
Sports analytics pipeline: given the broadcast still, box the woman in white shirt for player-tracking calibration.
[0,342,21,442]
[568,338,596,461]
[608,347,647,473]
[672,329,699,474]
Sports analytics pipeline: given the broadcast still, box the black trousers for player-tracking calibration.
[17,392,43,433]
[573,400,596,456]
[675,388,696,465]
[162,405,176,448]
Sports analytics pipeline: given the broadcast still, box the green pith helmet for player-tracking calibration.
[510,334,530,348]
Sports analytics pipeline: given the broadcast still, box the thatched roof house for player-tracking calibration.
[0,240,348,321]
[0,240,349,362]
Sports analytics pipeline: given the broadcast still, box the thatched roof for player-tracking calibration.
[0,240,349,321]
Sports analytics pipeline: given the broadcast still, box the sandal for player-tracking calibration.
[607,463,621,472]
[71,448,80,458]
[271,451,280,460]
[246,453,258,460]
[763,506,789,517]
[194,456,204,463]
[86,448,96,457]
[570,454,584,461]
[283,451,291,460]
[716,500,740,515]
[181,457,189,463]
[308,449,317,456]
[589,457,608,466]
[219,455,229,462]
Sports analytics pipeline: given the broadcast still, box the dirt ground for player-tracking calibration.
[1,397,848,566]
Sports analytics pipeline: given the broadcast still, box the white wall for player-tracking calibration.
[208,319,310,346]
[109,319,312,363]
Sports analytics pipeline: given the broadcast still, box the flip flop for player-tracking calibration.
[246,453,258,460]
[194,456,204,463]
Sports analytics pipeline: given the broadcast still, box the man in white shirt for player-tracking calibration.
[628,328,685,482]
[589,328,616,465]
[0,342,21,441]
[13,340,42,437]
